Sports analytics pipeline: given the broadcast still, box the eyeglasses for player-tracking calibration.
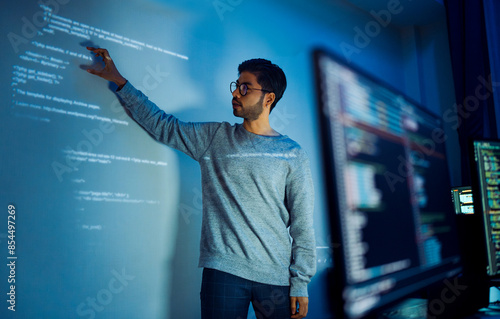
[230,81,271,96]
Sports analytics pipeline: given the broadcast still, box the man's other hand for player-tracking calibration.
[290,296,308,319]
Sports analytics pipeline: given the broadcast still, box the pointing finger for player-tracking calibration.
[86,47,111,59]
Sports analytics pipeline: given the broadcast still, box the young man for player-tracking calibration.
[86,47,316,319]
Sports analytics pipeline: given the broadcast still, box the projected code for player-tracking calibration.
[62,149,168,166]
[74,190,160,205]
[8,2,181,217]
[10,3,187,125]
[40,5,188,59]
[62,150,167,209]
[10,41,130,125]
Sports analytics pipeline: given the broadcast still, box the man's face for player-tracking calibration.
[232,71,266,121]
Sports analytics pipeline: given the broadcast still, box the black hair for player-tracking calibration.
[238,58,287,113]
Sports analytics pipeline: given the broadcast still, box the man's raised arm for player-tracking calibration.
[83,47,221,161]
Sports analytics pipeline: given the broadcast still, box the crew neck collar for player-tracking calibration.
[238,123,284,139]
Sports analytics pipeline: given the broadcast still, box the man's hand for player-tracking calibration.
[85,47,127,87]
[290,296,309,319]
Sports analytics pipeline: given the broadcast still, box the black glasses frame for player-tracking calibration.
[230,81,271,96]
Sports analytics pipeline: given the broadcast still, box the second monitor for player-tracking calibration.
[451,186,474,215]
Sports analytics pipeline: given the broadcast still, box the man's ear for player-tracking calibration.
[266,92,276,109]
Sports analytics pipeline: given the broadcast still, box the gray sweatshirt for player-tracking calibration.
[116,81,316,296]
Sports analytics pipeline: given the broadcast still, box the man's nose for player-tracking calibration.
[232,87,241,99]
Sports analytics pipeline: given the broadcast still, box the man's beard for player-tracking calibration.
[233,94,264,121]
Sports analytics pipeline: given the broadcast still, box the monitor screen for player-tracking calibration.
[314,49,462,318]
[470,140,500,276]
[451,186,474,215]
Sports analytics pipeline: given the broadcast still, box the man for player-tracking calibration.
[85,47,316,319]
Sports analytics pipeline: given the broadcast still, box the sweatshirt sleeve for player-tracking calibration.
[286,150,316,297]
[116,81,221,161]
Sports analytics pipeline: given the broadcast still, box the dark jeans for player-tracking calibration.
[200,268,291,319]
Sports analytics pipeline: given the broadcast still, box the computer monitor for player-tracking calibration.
[451,186,474,215]
[314,49,462,319]
[470,140,500,276]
